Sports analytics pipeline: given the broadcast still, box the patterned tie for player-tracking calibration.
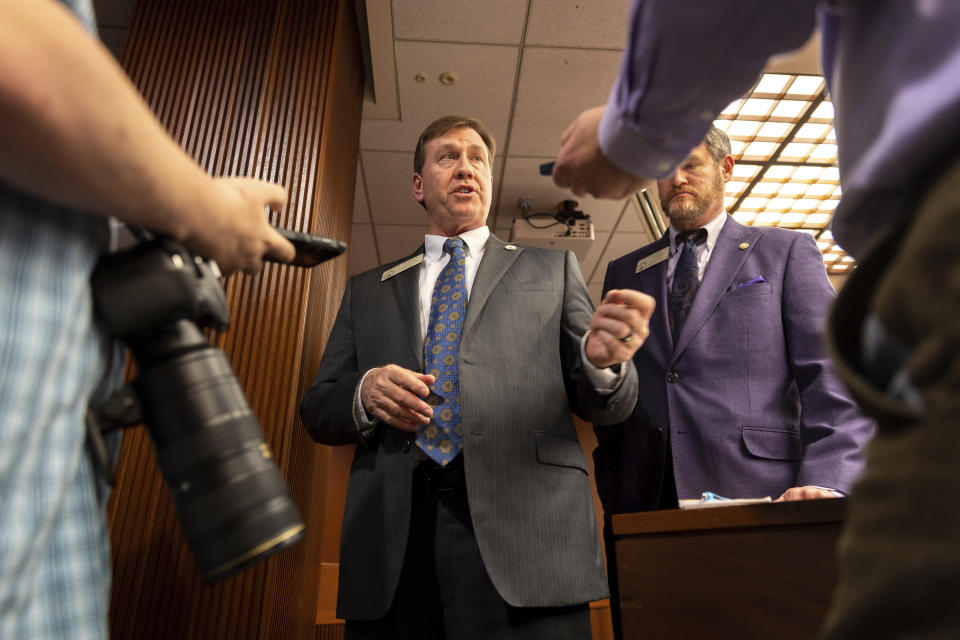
[417,237,468,466]
[668,228,707,341]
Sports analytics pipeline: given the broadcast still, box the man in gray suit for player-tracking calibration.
[299,114,654,639]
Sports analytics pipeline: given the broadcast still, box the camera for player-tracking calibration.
[90,232,340,582]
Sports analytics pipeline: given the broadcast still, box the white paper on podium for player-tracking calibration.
[678,496,772,509]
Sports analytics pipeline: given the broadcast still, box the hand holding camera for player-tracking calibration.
[176,177,293,275]
[89,224,343,581]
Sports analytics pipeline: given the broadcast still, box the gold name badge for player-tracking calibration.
[381,253,425,281]
[635,246,669,273]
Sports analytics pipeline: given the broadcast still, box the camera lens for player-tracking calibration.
[134,321,304,581]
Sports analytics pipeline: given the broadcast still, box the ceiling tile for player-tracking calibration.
[392,0,528,44]
[621,189,661,234]
[508,47,623,157]
[595,231,650,281]
[348,224,379,275]
[359,42,519,152]
[494,157,629,231]
[525,0,630,49]
[361,150,427,226]
[374,225,429,265]
[583,203,655,284]
[353,160,370,223]
[616,199,647,234]
[578,230,611,285]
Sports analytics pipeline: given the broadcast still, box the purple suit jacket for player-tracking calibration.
[595,215,874,513]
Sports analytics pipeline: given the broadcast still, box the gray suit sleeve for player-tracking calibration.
[299,278,369,446]
[559,250,638,425]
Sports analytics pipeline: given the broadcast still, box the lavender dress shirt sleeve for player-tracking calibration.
[598,0,816,179]
[598,0,960,259]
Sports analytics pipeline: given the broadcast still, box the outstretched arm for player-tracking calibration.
[0,0,294,273]
[553,0,816,198]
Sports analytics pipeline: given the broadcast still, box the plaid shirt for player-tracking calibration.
[0,4,118,638]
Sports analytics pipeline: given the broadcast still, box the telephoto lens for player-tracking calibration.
[91,238,304,582]
[133,320,304,581]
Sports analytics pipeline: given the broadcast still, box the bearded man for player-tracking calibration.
[592,124,873,637]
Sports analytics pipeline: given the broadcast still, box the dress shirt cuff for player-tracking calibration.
[353,369,380,438]
[599,104,703,180]
[580,331,627,394]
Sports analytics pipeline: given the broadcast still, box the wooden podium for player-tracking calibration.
[611,498,847,639]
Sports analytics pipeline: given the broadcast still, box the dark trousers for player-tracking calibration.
[819,152,960,638]
[345,459,591,640]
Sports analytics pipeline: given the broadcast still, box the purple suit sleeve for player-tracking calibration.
[599,0,817,179]
[782,233,873,492]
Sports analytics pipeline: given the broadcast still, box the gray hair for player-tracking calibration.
[703,125,732,163]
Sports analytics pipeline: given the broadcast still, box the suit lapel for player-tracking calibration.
[462,234,520,340]
[383,246,426,368]
[628,236,673,363]
[673,216,758,357]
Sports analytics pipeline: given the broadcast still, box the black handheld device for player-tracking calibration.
[272,227,346,267]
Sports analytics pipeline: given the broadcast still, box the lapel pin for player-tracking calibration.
[505,244,518,251]
[738,242,750,250]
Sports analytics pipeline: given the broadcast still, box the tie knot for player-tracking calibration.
[677,228,707,247]
[443,237,465,256]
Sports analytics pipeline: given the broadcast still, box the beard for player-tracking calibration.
[661,170,726,223]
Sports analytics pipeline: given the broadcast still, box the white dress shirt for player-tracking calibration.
[665,210,728,287]
[418,226,489,337]
[353,226,621,431]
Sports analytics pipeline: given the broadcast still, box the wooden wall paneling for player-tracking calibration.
[106,0,363,638]
[278,0,364,634]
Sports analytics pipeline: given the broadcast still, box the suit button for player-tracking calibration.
[402,439,413,453]
[655,427,665,439]
[666,371,679,383]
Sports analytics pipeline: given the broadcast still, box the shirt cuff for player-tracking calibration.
[353,369,380,438]
[598,104,698,180]
[580,331,627,394]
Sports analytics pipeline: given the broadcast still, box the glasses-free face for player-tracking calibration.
[413,126,493,237]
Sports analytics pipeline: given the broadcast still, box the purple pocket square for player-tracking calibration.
[737,276,766,288]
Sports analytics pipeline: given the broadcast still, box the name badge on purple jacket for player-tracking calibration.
[635,247,669,273]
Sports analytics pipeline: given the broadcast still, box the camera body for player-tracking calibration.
[92,238,304,582]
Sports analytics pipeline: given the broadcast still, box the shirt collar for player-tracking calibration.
[669,212,727,254]
[424,225,490,260]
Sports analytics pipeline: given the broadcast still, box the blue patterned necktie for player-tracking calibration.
[417,237,468,465]
[669,228,707,342]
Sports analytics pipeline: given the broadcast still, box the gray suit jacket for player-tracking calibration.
[300,233,637,619]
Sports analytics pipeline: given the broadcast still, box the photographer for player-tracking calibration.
[0,1,294,638]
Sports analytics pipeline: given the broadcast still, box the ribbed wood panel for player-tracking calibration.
[105,1,363,638]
